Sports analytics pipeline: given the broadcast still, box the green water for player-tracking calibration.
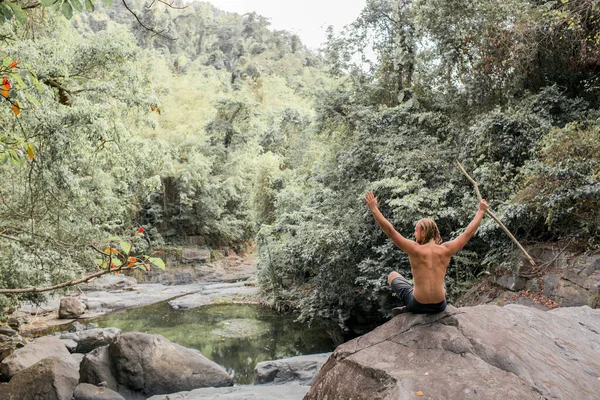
[90,302,335,384]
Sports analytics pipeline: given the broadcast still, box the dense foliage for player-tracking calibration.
[0,0,598,324]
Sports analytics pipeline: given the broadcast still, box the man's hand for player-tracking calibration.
[365,191,379,211]
[479,199,488,213]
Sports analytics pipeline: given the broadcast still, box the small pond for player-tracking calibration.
[89,301,336,384]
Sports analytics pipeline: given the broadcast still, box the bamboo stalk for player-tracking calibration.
[456,161,536,267]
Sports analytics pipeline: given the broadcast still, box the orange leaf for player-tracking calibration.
[12,103,20,116]
[2,77,9,86]
[127,262,134,267]
[115,271,120,275]
[128,257,138,262]
[1,89,8,98]
[9,60,18,69]
[137,227,145,233]
[416,392,423,396]
[26,144,34,160]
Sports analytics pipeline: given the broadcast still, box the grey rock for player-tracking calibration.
[0,326,17,336]
[59,297,86,319]
[76,328,121,353]
[61,328,121,354]
[80,275,137,292]
[182,248,211,263]
[306,305,600,400]
[0,335,73,380]
[80,346,118,392]
[3,356,79,400]
[146,384,310,400]
[255,353,331,385]
[109,332,233,397]
[62,338,79,353]
[70,321,86,332]
[7,316,21,331]
[74,383,125,400]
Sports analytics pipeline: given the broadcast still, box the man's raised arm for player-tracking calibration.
[443,199,488,255]
[365,192,417,254]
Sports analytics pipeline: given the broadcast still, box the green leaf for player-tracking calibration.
[70,0,83,12]
[107,235,122,241]
[0,4,14,20]
[103,0,113,6]
[84,0,94,12]
[120,241,131,254]
[6,3,26,23]
[137,264,148,272]
[40,0,59,6]
[62,1,73,19]
[148,257,166,270]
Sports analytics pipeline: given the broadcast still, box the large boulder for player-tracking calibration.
[3,356,79,400]
[0,335,73,380]
[306,305,600,399]
[255,353,331,385]
[79,345,118,391]
[59,297,86,319]
[105,332,233,398]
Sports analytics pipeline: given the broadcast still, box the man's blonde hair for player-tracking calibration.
[417,218,442,245]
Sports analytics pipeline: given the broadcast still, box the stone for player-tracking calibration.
[59,297,86,319]
[74,383,125,400]
[3,356,79,400]
[62,338,79,353]
[145,384,310,400]
[70,321,86,332]
[80,346,118,392]
[181,248,211,263]
[80,275,137,292]
[7,316,21,331]
[0,335,73,380]
[61,327,121,354]
[306,305,600,399]
[109,332,233,397]
[0,325,17,336]
[254,353,331,385]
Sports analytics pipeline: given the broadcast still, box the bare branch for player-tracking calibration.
[121,0,176,40]
[0,243,137,294]
[147,0,188,10]
[456,161,537,267]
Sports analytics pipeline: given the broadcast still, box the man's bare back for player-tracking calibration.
[366,191,488,313]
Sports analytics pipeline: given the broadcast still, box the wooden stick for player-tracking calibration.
[456,161,536,267]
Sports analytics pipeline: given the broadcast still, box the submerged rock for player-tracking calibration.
[306,305,600,399]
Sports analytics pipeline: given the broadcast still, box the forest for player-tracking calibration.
[0,0,599,325]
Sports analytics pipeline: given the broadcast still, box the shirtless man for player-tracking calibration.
[365,191,488,314]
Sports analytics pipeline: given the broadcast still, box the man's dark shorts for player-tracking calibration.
[391,276,447,314]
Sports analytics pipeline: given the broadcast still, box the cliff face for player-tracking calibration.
[305,305,600,400]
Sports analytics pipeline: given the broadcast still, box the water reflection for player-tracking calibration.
[89,302,335,384]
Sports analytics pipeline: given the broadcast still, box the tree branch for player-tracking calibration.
[456,161,536,267]
[0,243,136,294]
[121,0,176,40]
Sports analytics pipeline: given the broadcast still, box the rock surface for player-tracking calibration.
[74,383,125,400]
[59,297,86,319]
[61,327,121,353]
[0,335,73,380]
[2,356,79,400]
[306,305,600,400]
[169,281,259,310]
[145,384,311,400]
[80,332,233,398]
[255,353,331,385]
